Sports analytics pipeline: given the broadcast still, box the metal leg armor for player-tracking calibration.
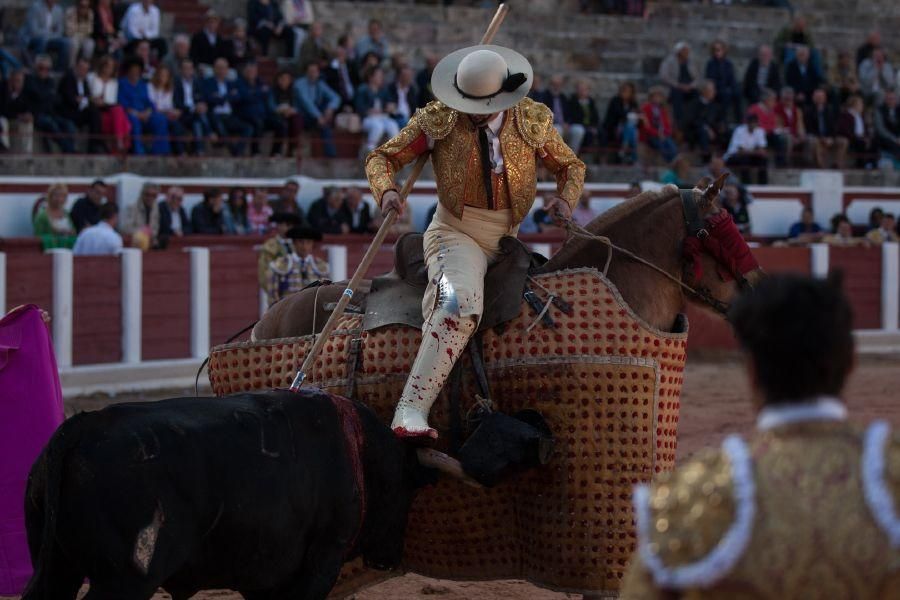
[392,274,477,439]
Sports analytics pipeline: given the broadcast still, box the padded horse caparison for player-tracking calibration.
[363,233,538,333]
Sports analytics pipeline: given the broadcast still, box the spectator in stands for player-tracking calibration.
[866,212,898,244]
[639,86,677,163]
[344,187,374,234]
[22,0,71,70]
[148,64,186,155]
[157,185,189,246]
[572,189,596,227]
[325,39,359,111]
[280,0,314,59]
[875,90,900,162]
[824,214,865,246]
[174,58,211,155]
[542,75,572,139]
[121,0,166,60]
[705,40,741,122]
[26,55,76,154]
[65,0,95,66]
[58,56,103,153]
[386,66,419,128]
[830,50,862,107]
[248,186,274,233]
[775,86,806,166]
[267,70,299,156]
[307,186,351,234]
[416,54,438,108]
[784,45,822,106]
[805,88,846,168]
[773,15,816,70]
[272,179,303,217]
[0,70,32,154]
[234,61,286,156]
[788,206,823,242]
[294,62,339,157]
[748,88,786,167]
[721,182,751,233]
[163,33,191,76]
[298,21,330,71]
[133,40,156,80]
[248,0,291,57]
[356,19,389,63]
[743,44,781,107]
[858,49,895,106]
[119,56,170,155]
[567,79,600,157]
[602,81,639,164]
[33,183,75,248]
[356,67,399,152]
[223,187,250,234]
[357,52,381,82]
[683,79,726,162]
[230,19,254,66]
[706,153,742,189]
[837,94,874,169]
[658,41,698,127]
[191,188,226,234]
[70,179,107,233]
[88,56,128,153]
[190,12,233,72]
[73,202,122,255]
[660,153,692,188]
[92,0,124,57]
[725,113,768,184]
[869,207,884,231]
[858,30,882,67]
[122,181,160,245]
[202,57,252,156]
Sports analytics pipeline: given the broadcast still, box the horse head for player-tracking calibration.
[679,173,766,315]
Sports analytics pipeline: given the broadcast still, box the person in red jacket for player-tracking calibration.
[639,86,678,162]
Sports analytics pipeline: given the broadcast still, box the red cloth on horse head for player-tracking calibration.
[0,305,64,594]
[683,210,759,283]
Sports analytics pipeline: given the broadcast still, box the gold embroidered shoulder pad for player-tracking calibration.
[641,448,738,568]
[514,97,554,148]
[414,101,459,140]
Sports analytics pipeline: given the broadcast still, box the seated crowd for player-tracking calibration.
[2,4,899,173]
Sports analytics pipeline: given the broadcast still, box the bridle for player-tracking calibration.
[563,186,760,317]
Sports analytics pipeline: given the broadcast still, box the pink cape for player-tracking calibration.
[0,305,64,594]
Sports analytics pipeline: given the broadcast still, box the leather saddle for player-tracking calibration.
[363,233,541,333]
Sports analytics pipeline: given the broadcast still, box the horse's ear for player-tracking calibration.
[703,173,729,203]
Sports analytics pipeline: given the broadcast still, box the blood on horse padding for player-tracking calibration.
[208,268,688,595]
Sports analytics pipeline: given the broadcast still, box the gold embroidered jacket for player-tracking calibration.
[621,421,900,599]
[365,98,585,225]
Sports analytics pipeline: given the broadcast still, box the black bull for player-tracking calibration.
[22,389,428,600]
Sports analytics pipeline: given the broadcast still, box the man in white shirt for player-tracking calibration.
[73,203,123,255]
[122,0,167,60]
[724,113,769,184]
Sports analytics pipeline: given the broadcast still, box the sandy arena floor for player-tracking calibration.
[8,356,899,600]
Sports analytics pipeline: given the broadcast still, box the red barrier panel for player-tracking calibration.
[210,250,260,346]
[6,254,52,311]
[72,256,122,365]
[830,246,882,330]
[142,252,191,360]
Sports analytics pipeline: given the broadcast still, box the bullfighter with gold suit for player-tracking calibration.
[366,45,585,438]
[621,274,900,599]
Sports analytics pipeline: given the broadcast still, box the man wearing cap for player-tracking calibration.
[265,227,330,303]
[365,44,585,439]
[257,211,302,292]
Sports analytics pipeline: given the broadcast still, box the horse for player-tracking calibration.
[251,176,764,341]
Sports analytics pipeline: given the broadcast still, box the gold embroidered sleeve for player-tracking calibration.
[539,125,586,209]
[620,555,668,600]
[365,119,430,206]
[645,449,736,568]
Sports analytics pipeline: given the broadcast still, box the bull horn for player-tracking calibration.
[416,448,484,489]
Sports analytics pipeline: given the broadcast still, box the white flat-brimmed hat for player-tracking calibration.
[431,45,533,114]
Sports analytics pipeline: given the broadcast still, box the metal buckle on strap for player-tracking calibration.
[696,228,709,239]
